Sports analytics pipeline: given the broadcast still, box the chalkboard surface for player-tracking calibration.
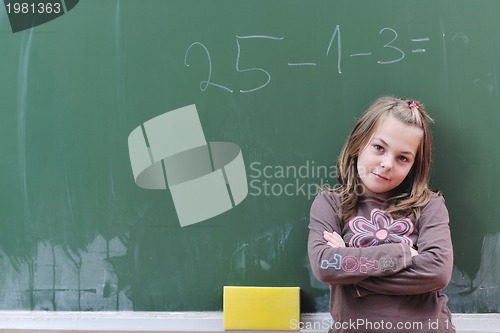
[0,0,499,313]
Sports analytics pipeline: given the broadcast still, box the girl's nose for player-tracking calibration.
[380,157,392,170]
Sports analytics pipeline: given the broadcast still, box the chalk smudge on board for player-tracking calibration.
[0,235,132,310]
[446,233,500,312]
[17,28,34,222]
[229,242,249,280]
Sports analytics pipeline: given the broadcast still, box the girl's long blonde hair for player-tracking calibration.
[335,96,434,223]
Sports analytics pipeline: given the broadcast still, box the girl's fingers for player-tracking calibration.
[323,231,346,248]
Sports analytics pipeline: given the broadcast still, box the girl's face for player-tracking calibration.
[356,115,423,199]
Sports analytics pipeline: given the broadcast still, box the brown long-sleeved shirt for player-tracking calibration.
[308,190,455,333]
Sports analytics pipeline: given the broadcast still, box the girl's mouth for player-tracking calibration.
[373,172,389,181]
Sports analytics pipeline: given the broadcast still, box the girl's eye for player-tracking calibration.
[373,144,383,151]
[398,156,409,162]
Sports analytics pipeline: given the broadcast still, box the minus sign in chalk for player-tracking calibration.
[288,63,317,66]
[411,37,430,42]
[412,49,426,53]
[223,286,300,331]
[350,52,373,57]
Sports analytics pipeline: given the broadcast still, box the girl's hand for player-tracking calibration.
[323,231,346,248]
[410,247,419,257]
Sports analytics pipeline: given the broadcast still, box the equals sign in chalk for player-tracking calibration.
[411,37,430,53]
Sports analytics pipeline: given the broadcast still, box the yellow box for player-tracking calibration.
[223,286,300,331]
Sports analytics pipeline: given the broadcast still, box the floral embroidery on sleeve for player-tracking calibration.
[348,209,414,248]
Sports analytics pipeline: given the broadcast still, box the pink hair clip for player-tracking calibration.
[408,101,420,109]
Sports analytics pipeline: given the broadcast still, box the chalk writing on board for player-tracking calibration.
[184,42,233,93]
[236,35,285,93]
[411,37,430,53]
[184,25,430,93]
[326,24,341,73]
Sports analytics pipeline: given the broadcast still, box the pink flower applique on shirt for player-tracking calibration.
[348,209,414,248]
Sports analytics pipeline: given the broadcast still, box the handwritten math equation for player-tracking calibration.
[184,25,431,94]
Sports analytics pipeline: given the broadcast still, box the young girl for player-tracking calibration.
[308,96,455,333]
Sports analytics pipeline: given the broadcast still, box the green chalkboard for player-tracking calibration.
[0,0,499,313]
